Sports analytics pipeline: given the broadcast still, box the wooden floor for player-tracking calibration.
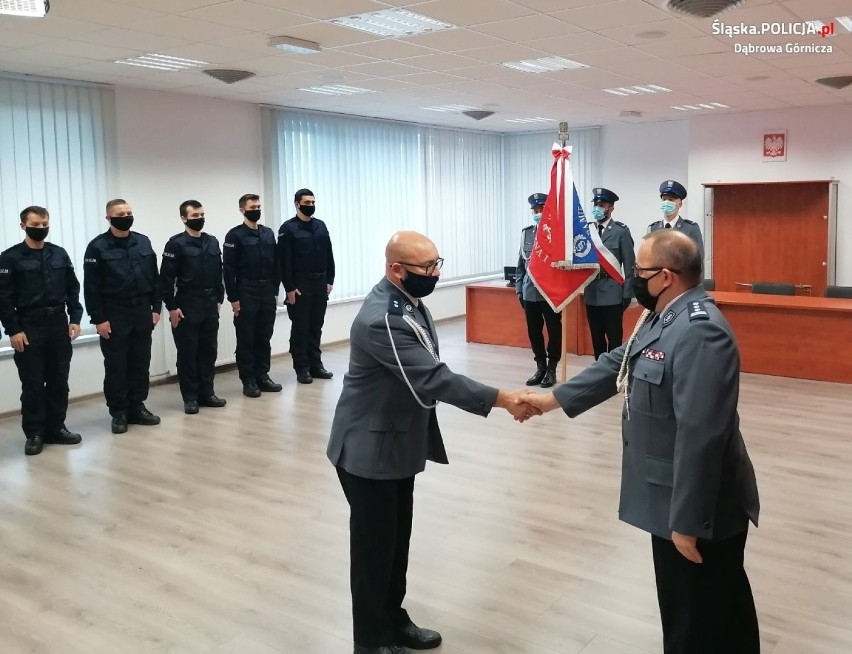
[1,319,851,654]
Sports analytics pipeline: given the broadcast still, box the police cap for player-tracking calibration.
[659,180,687,200]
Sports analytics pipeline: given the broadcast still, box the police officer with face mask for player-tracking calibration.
[223,193,281,398]
[648,180,704,263]
[278,188,335,385]
[160,200,227,415]
[84,199,162,434]
[0,206,83,455]
[516,193,562,388]
[585,188,636,359]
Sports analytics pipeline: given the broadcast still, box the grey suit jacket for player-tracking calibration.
[327,277,500,480]
[553,286,759,541]
[584,219,636,307]
[515,225,544,303]
[648,216,705,263]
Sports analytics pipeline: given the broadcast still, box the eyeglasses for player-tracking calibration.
[633,264,681,277]
[398,258,444,275]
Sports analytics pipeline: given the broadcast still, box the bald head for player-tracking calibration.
[385,231,442,288]
[640,229,702,287]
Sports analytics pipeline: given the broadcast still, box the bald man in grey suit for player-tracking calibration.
[328,231,535,654]
[523,230,759,654]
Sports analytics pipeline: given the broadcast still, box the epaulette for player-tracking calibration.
[681,218,698,225]
[687,300,710,322]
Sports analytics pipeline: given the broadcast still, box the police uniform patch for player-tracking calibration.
[662,310,676,326]
[688,301,709,321]
[642,348,666,361]
[388,295,403,316]
[404,302,414,313]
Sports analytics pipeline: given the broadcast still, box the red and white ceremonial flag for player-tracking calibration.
[527,143,599,312]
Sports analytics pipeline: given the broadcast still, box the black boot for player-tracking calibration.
[540,362,558,388]
[526,363,546,386]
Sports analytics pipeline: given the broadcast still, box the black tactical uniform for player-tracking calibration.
[160,231,225,411]
[83,230,161,430]
[278,215,335,381]
[0,242,83,454]
[223,223,279,394]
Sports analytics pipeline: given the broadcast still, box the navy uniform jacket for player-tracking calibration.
[327,277,499,480]
[159,232,225,311]
[648,216,705,262]
[553,286,759,542]
[0,242,83,335]
[83,231,160,325]
[222,223,278,303]
[515,225,544,302]
[585,219,636,307]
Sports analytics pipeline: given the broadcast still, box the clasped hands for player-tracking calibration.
[496,389,561,422]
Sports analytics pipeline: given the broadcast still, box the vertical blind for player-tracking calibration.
[0,76,116,336]
[263,107,600,299]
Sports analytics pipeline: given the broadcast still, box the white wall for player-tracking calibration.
[687,104,852,285]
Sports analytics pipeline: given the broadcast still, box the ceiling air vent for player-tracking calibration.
[461,110,495,121]
[815,76,852,90]
[665,0,745,18]
[203,69,256,84]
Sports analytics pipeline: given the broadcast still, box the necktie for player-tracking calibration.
[665,223,672,229]
[597,223,604,237]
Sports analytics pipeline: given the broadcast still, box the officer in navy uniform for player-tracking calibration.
[585,188,636,359]
[223,193,282,398]
[648,180,704,262]
[515,192,561,388]
[160,200,227,415]
[84,199,162,434]
[0,206,83,455]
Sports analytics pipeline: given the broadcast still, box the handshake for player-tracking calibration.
[495,389,560,422]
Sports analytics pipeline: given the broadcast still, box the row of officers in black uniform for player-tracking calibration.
[0,190,336,455]
[515,179,704,386]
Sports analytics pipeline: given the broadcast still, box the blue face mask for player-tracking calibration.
[661,200,677,216]
[532,213,541,225]
[591,206,606,221]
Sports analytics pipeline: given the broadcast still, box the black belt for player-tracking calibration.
[296,272,326,280]
[105,295,150,306]
[177,287,216,294]
[597,270,611,280]
[18,305,65,317]
[238,279,273,286]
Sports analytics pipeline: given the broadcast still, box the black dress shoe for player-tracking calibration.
[394,621,442,650]
[540,366,557,388]
[128,405,161,426]
[243,381,261,398]
[257,375,283,392]
[199,395,227,408]
[310,366,333,379]
[183,400,199,415]
[111,414,128,434]
[353,646,406,654]
[526,365,547,386]
[296,370,313,384]
[25,434,44,456]
[44,425,82,445]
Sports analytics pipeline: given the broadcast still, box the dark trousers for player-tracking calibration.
[652,530,759,654]
[286,280,328,372]
[234,288,276,382]
[13,312,72,437]
[337,467,414,648]
[523,299,562,365]
[586,303,624,360]
[172,294,219,401]
[100,304,153,416]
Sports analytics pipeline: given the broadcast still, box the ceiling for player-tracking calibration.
[1,0,850,132]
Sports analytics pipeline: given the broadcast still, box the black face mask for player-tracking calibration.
[401,270,438,299]
[631,270,663,312]
[110,215,134,232]
[299,205,316,217]
[25,226,49,242]
[244,209,261,222]
[185,218,205,232]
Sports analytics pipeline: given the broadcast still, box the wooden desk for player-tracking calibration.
[710,292,852,384]
[465,282,642,355]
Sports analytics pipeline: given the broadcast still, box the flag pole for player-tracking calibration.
[558,121,570,384]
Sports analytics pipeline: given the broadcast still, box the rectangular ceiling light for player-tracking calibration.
[422,104,476,113]
[269,36,322,55]
[672,102,729,111]
[836,16,852,32]
[603,84,670,96]
[505,117,557,124]
[299,84,372,96]
[114,54,208,71]
[331,9,454,38]
[0,0,47,17]
[502,56,587,73]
